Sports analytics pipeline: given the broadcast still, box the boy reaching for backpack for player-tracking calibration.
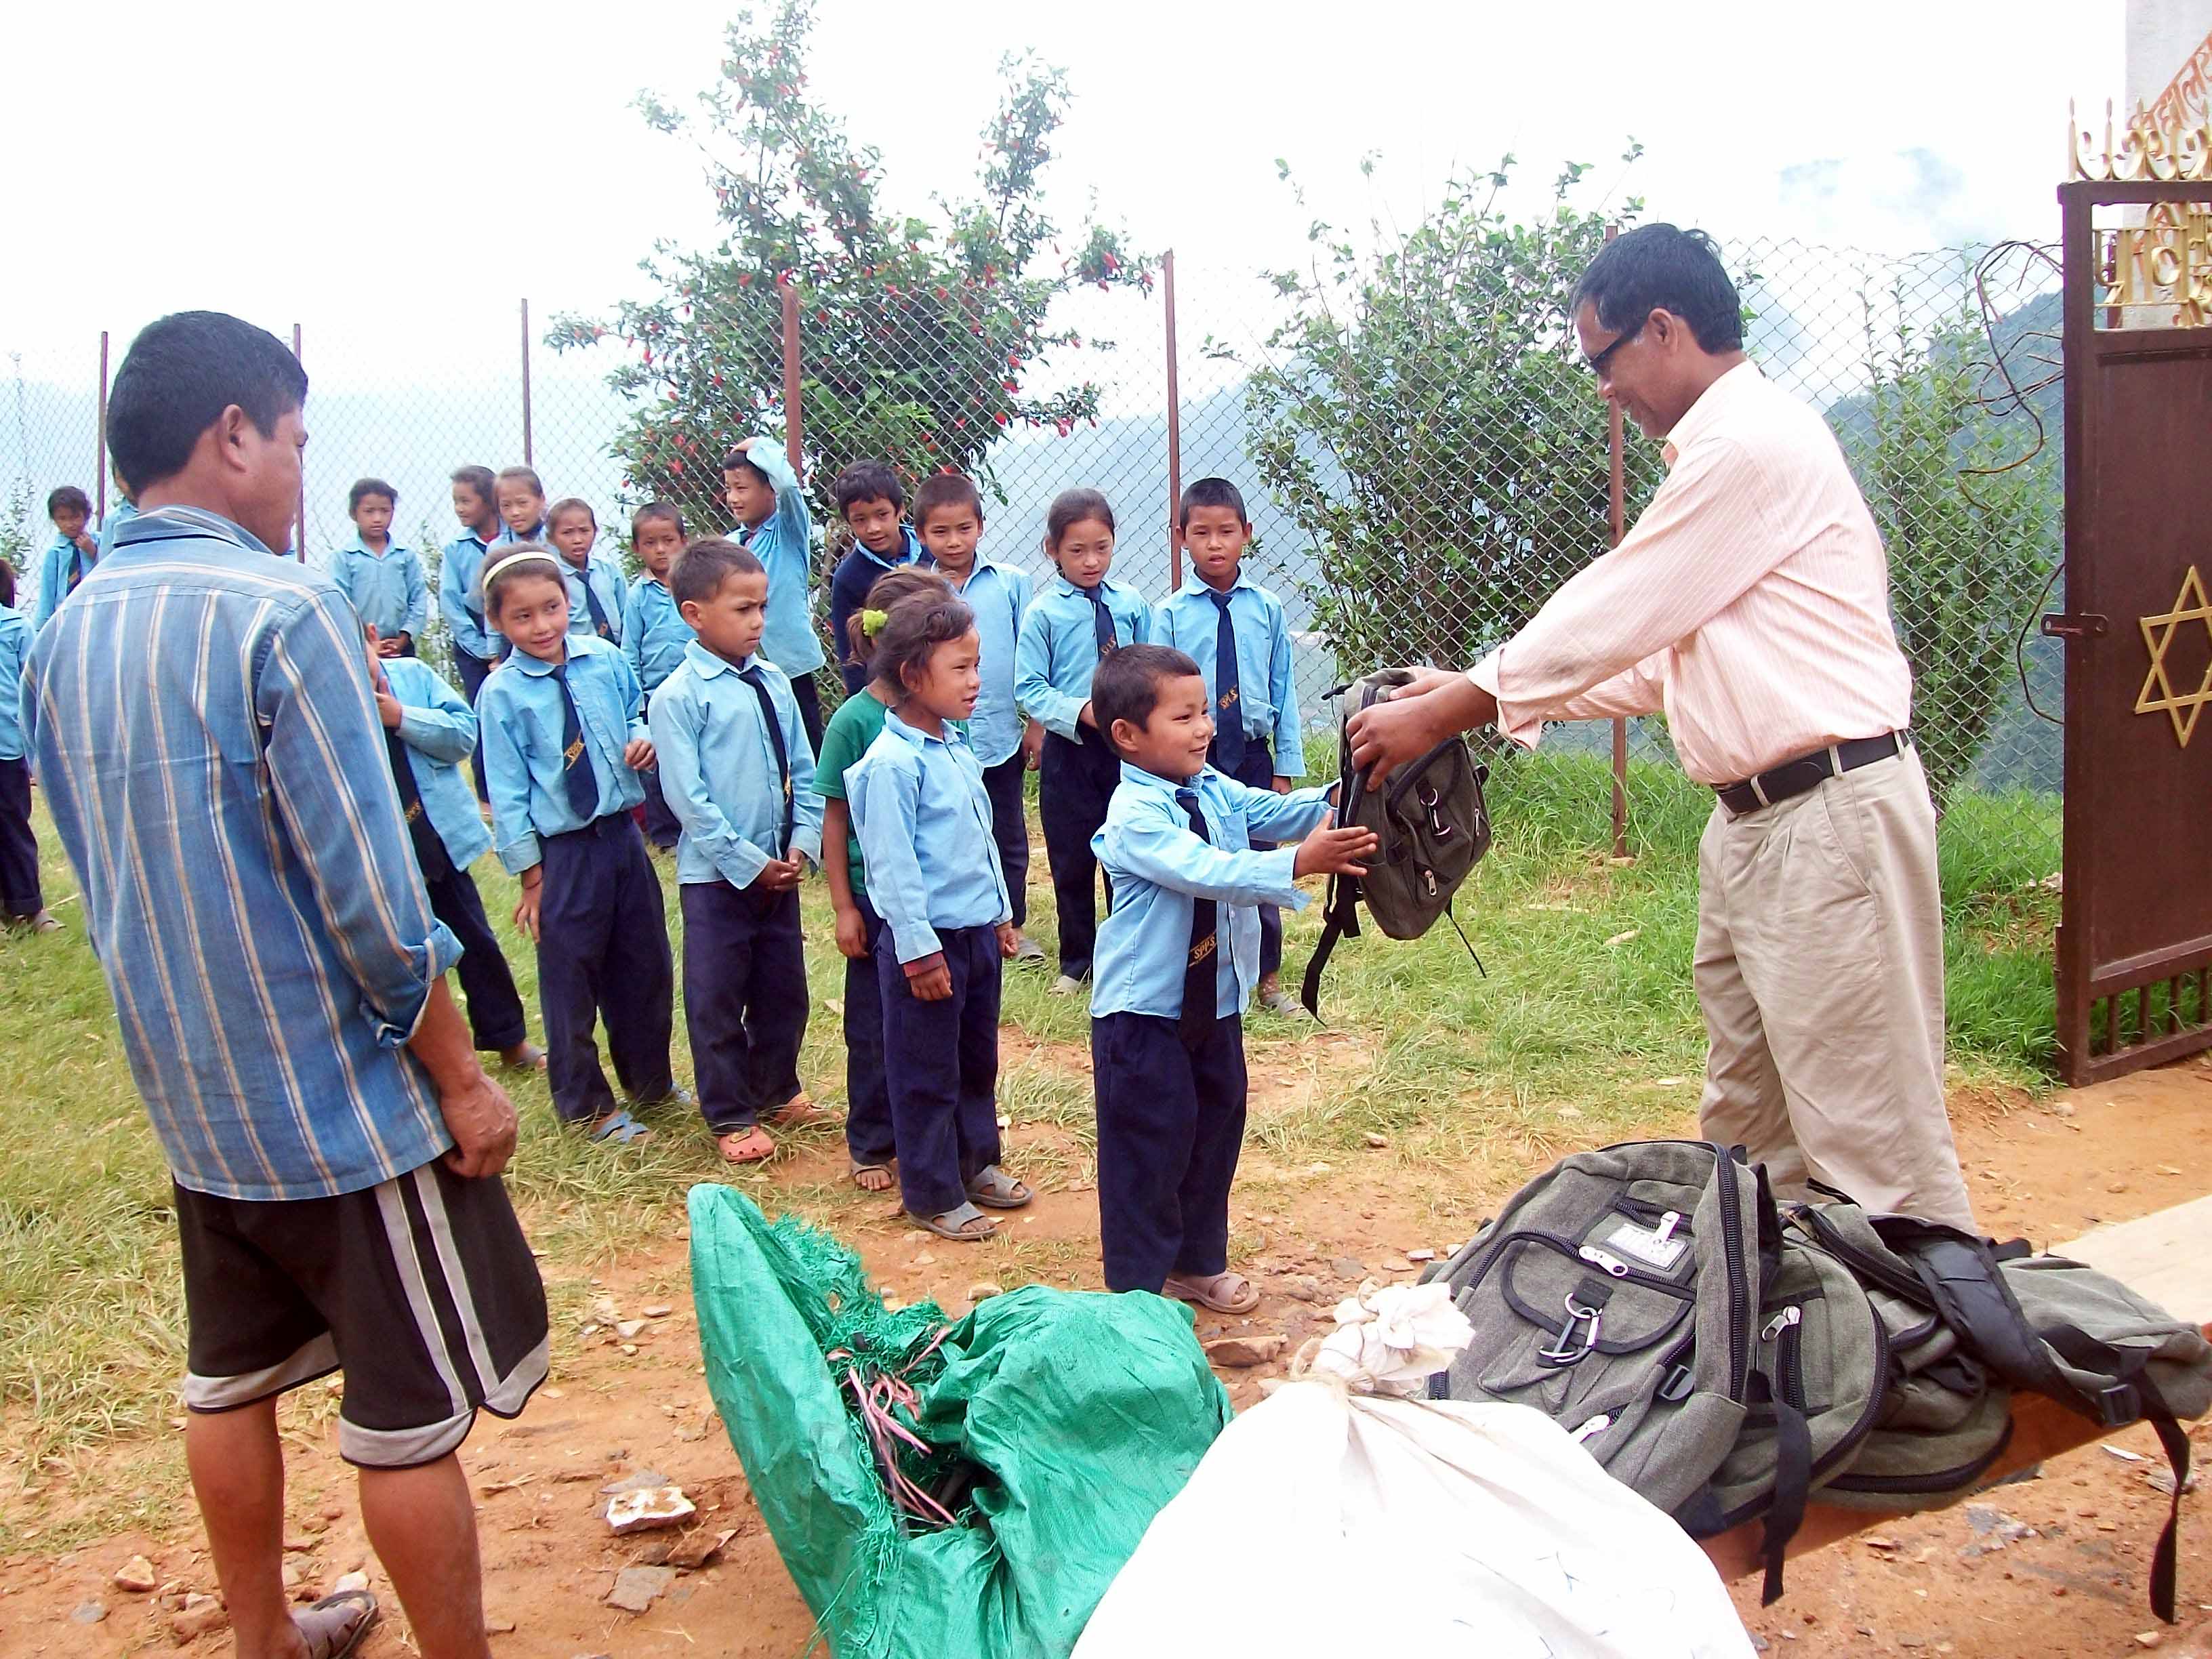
[1087,644,1374,1311]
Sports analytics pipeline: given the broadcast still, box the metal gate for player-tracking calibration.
[2053,157,2212,1084]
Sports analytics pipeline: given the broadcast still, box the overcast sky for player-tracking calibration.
[1,0,2124,388]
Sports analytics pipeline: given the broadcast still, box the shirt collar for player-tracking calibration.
[1660,359,1761,467]
[508,644,572,678]
[682,639,752,679]
[1118,760,1207,794]
[1053,573,1111,600]
[115,505,274,556]
[884,710,959,750]
[1180,570,1253,600]
[342,531,406,558]
[853,526,922,573]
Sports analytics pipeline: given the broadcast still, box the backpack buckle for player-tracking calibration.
[2095,1381,2139,1427]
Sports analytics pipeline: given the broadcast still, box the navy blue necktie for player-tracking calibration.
[1176,787,1219,1049]
[552,664,601,821]
[67,544,87,594]
[1207,590,1246,774]
[384,727,454,884]
[575,567,614,641]
[1078,583,1118,659]
[738,663,796,859]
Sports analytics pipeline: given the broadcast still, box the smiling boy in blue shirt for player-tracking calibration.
[827,460,923,695]
[1154,478,1307,1016]
[1088,644,1372,1311]
[331,478,430,656]
[648,537,823,1166]
[723,436,826,751]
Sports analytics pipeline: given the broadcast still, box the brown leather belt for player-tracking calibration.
[1714,732,1905,817]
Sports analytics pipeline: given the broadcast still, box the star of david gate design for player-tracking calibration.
[2051,171,2212,1084]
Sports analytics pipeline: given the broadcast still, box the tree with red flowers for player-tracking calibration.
[548,0,1150,539]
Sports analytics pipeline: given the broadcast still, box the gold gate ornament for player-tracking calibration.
[2135,564,2212,746]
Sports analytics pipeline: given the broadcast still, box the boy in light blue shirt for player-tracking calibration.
[623,501,693,853]
[0,565,54,930]
[648,537,823,1166]
[331,478,430,655]
[1087,644,1372,1311]
[1013,488,1151,989]
[723,436,826,751]
[1153,478,1307,1015]
[37,485,98,630]
[548,498,625,645]
[440,464,506,800]
[827,460,923,695]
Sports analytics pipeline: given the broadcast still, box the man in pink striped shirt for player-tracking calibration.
[1350,224,1975,1231]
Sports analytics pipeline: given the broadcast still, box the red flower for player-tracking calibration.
[994,411,1009,425]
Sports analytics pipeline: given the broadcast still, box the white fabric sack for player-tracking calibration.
[1076,1285,1752,1659]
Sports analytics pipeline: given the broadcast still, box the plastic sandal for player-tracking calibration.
[966,1166,1033,1210]
[912,1202,998,1242]
[586,1109,653,1145]
[718,1127,775,1164]
[295,1589,380,1659]
[1162,1271,1262,1315]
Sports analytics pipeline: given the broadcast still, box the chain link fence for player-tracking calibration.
[2,233,2062,897]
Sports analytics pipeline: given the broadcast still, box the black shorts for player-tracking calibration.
[175,1160,549,1469]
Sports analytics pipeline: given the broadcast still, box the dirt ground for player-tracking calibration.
[5,1057,2211,1659]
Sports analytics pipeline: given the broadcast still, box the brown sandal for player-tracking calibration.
[1162,1271,1261,1315]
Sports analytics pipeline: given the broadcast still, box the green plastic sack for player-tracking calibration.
[688,1185,1231,1658]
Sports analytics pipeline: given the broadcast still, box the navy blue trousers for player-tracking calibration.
[423,865,529,1052]
[843,894,894,1166]
[981,754,1031,931]
[680,878,807,1135]
[0,756,41,918]
[1039,729,1119,978]
[1091,1011,1248,1293]
[1223,740,1284,978]
[535,815,674,1124]
[453,646,495,803]
[876,923,1002,1217]
[638,768,682,850]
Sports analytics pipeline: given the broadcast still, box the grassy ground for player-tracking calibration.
[0,751,2058,1545]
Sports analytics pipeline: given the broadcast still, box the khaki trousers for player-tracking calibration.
[1694,745,1976,1231]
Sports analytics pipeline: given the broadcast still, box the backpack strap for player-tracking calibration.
[1301,686,1372,1021]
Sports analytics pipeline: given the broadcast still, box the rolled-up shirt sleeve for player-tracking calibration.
[258,590,461,1046]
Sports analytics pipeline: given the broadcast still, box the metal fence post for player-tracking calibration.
[520,298,534,468]
[1604,225,1629,861]
[95,331,110,523]
[1164,249,1183,593]
[781,277,803,477]
[291,324,306,563]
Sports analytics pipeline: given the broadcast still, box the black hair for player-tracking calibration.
[348,477,397,513]
[47,485,91,521]
[632,501,686,539]
[833,459,906,518]
[1570,224,1744,354]
[451,465,497,510]
[913,472,984,530]
[1177,476,1248,529]
[1091,644,1204,752]
[721,445,773,487]
[547,496,596,530]
[848,565,952,666]
[108,311,307,496]
[1046,487,1115,550]
[482,546,567,617]
[495,464,546,499]
[670,536,766,607]
[869,594,977,697]
[0,563,16,609]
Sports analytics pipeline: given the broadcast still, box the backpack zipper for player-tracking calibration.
[1572,1412,1614,1443]
[1715,1149,1752,1400]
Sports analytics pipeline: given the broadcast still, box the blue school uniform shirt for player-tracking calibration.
[945,556,1030,769]
[381,657,493,869]
[731,443,825,677]
[0,602,29,759]
[38,530,99,629]
[329,533,430,642]
[477,634,648,874]
[439,527,500,662]
[622,574,690,692]
[1091,764,1332,1021]
[1014,575,1153,739]
[827,526,924,693]
[556,552,626,644]
[849,712,1011,964]
[95,499,138,558]
[647,640,823,891]
[22,505,462,1202]
[1153,571,1305,775]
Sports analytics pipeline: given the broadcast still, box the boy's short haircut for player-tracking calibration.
[108,310,307,497]
[47,485,92,520]
[832,459,905,518]
[0,562,16,609]
[1090,643,1204,752]
[451,464,497,506]
[913,472,984,529]
[546,495,596,529]
[348,477,398,513]
[482,546,565,616]
[1177,476,1248,529]
[494,464,546,499]
[632,501,685,538]
[670,536,766,608]
[720,445,772,486]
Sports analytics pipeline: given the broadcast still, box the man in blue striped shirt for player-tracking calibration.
[24,312,545,1659]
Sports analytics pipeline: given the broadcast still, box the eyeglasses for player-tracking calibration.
[1586,314,1650,378]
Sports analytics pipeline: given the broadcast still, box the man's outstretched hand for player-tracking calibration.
[1345,670,1498,786]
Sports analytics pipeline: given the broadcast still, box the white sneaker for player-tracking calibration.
[1049,973,1084,996]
